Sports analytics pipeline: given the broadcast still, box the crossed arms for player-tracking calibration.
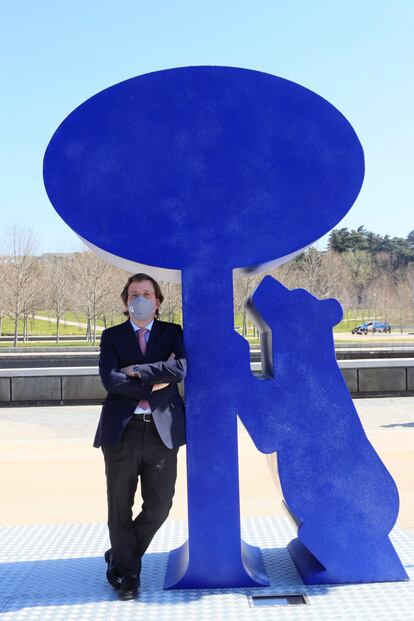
[99,327,187,398]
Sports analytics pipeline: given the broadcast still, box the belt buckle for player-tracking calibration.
[143,413,152,423]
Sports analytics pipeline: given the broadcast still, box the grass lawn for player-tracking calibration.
[1,317,86,337]
[1,307,409,345]
[334,320,361,333]
[0,341,99,348]
[34,310,124,327]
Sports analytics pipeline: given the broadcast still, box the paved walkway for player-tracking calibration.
[33,315,105,331]
[0,398,413,618]
[0,397,413,530]
[1,517,414,620]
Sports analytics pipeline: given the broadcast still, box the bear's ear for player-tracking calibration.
[320,298,343,326]
[251,275,289,309]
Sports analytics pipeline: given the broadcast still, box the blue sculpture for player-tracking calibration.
[43,66,407,587]
[239,277,408,583]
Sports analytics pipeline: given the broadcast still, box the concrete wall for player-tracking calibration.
[0,360,413,404]
[340,368,358,393]
[12,377,61,402]
[0,369,106,404]
[340,359,413,395]
[0,378,11,402]
[407,367,414,391]
[62,376,106,400]
[358,368,406,393]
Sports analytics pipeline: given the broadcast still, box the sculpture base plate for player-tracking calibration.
[164,538,269,589]
[288,536,409,585]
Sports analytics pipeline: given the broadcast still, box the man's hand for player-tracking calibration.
[152,383,170,391]
[120,365,135,377]
[120,355,175,378]
[118,366,169,390]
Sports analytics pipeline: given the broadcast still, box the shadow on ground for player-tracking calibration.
[0,547,335,613]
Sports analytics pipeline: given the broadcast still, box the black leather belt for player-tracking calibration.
[132,413,153,422]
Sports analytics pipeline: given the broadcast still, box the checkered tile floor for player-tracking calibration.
[1,517,413,620]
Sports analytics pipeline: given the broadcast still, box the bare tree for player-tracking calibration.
[270,258,302,290]
[43,254,74,343]
[0,261,11,336]
[364,273,393,323]
[0,226,39,346]
[22,267,44,342]
[340,249,374,308]
[233,274,263,337]
[295,248,325,295]
[99,266,130,329]
[391,268,414,332]
[69,250,126,344]
[159,281,182,323]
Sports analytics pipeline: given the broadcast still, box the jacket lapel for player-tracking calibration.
[123,320,145,363]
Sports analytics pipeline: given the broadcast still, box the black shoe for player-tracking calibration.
[104,549,123,589]
[118,575,139,601]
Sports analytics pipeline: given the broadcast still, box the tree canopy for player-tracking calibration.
[328,227,414,269]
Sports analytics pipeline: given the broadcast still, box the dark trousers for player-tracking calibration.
[102,417,178,579]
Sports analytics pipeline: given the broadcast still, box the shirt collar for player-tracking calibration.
[130,319,154,333]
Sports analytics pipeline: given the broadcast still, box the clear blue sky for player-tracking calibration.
[1,0,413,253]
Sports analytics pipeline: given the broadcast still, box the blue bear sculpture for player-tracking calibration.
[236,276,408,583]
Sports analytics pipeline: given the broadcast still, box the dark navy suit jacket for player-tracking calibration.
[93,319,186,449]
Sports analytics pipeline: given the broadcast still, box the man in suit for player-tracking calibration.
[94,273,186,600]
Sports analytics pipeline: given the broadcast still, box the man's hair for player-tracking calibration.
[121,273,164,318]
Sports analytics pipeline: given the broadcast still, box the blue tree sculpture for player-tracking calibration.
[43,66,406,587]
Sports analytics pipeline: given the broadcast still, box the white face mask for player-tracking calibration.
[129,296,156,321]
